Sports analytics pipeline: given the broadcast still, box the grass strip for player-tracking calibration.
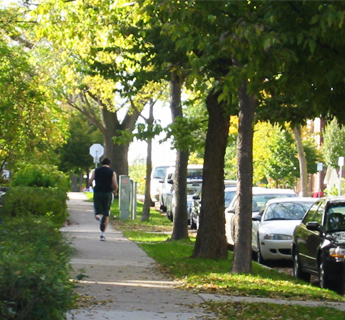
[201,301,345,319]
[86,193,345,318]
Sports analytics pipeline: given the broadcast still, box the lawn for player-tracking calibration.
[89,193,345,318]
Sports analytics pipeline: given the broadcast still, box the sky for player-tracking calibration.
[128,103,176,165]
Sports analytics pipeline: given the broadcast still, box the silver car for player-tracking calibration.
[225,188,297,246]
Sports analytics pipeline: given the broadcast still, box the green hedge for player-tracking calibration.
[0,216,76,319]
[11,164,70,192]
[1,187,68,225]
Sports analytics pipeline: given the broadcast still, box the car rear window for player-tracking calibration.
[253,194,296,212]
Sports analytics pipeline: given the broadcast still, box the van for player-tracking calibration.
[164,164,204,221]
[150,163,175,202]
[159,166,175,212]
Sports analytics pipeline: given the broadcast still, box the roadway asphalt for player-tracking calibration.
[61,192,345,320]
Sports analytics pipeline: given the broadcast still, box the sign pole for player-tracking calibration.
[338,157,344,196]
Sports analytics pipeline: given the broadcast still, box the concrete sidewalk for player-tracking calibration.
[61,193,345,320]
[61,192,214,320]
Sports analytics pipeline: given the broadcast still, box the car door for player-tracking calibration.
[297,200,325,271]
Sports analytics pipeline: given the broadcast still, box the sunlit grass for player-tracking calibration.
[202,301,345,320]
[107,195,344,303]
[138,239,341,301]
[85,193,345,318]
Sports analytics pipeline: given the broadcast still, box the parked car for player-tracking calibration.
[158,166,175,212]
[292,196,345,294]
[225,188,297,245]
[150,163,175,202]
[164,164,203,221]
[190,186,237,230]
[252,197,315,264]
[166,179,202,222]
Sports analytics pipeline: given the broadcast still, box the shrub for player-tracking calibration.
[0,216,76,319]
[1,187,68,225]
[11,164,70,193]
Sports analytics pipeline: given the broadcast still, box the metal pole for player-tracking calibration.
[339,166,343,196]
[339,157,344,196]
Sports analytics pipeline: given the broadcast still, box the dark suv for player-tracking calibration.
[292,196,345,294]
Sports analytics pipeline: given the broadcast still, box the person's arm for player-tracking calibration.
[89,171,95,187]
[112,172,118,195]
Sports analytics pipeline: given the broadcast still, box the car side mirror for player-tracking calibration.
[193,195,200,200]
[306,221,320,231]
[225,208,236,214]
[168,179,173,184]
[252,215,261,221]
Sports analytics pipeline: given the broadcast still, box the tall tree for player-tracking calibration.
[169,71,189,240]
[0,9,66,171]
[56,112,101,191]
[322,119,345,167]
[126,3,206,240]
[293,125,308,196]
[28,0,166,176]
[192,88,229,259]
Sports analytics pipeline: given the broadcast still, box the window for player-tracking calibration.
[303,200,323,224]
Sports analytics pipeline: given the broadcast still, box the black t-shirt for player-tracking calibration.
[94,166,114,193]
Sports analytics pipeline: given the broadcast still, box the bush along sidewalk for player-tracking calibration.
[0,164,70,225]
[0,215,76,320]
[0,164,75,319]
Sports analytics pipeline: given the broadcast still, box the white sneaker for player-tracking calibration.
[100,235,106,241]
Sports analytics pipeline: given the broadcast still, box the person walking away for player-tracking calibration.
[89,157,118,241]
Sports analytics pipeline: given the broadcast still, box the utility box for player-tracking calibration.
[119,175,131,220]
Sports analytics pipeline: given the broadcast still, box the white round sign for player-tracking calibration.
[89,144,104,158]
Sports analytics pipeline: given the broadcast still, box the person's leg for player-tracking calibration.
[93,192,104,221]
[99,192,112,241]
[100,216,109,232]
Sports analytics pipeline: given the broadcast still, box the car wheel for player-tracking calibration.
[319,255,332,291]
[256,239,266,265]
[166,206,173,221]
[334,273,345,295]
[293,249,310,282]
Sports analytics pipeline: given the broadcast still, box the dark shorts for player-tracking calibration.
[93,192,113,217]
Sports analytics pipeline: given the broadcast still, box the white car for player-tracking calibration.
[158,166,175,212]
[225,187,297,245]
[252,197,316,264]
[150,163,175,202]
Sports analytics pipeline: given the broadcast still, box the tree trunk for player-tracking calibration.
[192,89,230,259]
[68,92,140,179]
[293,125,308,196]
[168,71,189,241]
[231,78,257,274]
[141,103,155,221]
[70,172,78,192]
[79,172,84,191]
[104,130,130,177]
[101,107,139,177]
[170,149,189,240]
